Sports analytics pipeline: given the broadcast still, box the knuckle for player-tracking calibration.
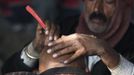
[58,51,63,55]
[62,41,66,45]
[81,47,86,53]
[74,39,81,46]
[73,33,78,38]
[58,51,61,55]
[52,46,57,51]
[74,33,78,36]
[66,47,71,50]
[65,47,71,52]
[76,38,80,43]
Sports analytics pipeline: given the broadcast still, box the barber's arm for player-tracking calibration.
[46,33,119,67]
[109,55,134,75]
[46,33,134,74]
[2,22,60,74]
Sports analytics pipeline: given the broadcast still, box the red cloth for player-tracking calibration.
[76,10,131,47]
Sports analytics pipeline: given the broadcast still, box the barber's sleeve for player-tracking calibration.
[1,42,38,74]
[109,55,134,75]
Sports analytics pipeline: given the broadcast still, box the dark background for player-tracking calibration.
[0,0,133,75]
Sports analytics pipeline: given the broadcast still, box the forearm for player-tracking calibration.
[98,48,134,75]
[109,55,134,75]
[98,47,120,69]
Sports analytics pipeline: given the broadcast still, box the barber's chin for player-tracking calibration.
[87,22,107,34]
[90,27,106,34]
[92,19,105,25]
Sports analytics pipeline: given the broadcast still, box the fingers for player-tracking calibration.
[33,21,60,54]
[46,34,86,64]
[63,48,85,64]
[53,25,60,40]
[45,21,50,35]
[45,22,60,41]
[36,24,44,35]
[47,38,64,46]
[48,23,55,41]
[52,46,76,58]
[43,22,60,45]
[43,22,51,45]
[47,35,70,47]
[47,41,71,54]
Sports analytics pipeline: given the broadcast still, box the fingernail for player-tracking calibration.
[47,49,52,54]
[54,36,57,40]
[53,53,58,58]
[48,42,53,46]
[45,30,49,35]
[64,60,68,64]
[49,36,53,41]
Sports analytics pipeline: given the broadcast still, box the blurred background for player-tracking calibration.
[0,0,133,75]
[0,0,35,74]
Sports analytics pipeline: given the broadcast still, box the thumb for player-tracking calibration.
[36,24,44,35]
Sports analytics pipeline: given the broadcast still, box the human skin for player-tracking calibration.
[29,0,120,74]
[46,0,120,71]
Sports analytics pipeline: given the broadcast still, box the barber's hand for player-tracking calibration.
[46,33,120,68]
[29,22,60,57]
[46,33,103,62]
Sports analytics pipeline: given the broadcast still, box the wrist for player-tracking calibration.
[26,42,39,59]
[21,48,38,67]
[98,47,120,69]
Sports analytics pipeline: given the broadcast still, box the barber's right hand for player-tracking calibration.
[29,22,60,57]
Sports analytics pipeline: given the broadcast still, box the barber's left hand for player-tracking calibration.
[46,33,110,64]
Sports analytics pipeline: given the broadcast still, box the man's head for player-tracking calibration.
[83,0,132,34]
[84,0,116,33]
